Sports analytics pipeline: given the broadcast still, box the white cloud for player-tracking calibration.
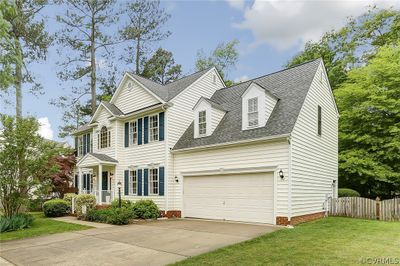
[234,75,249,83]
[226,0,246,10]
[38,117,54,140]
[233,0,398,51]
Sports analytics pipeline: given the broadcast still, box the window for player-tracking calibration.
[100,126,110,149]
[149,168,159,195]
[317,105,322,136]
[77,133,91,156]
[198,110,207,136]
[78,136,83,156]
[149,115,159,142]
[129,121,137,145]
[248,97,258,127]
[130,170,137,195]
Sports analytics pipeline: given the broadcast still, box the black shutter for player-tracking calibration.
[138,118,143,145]
[75,137,78,153]
[159,167,164,196]
[124,170,129,195]
[144,169,149,196]
[144,116,149,144]
[159,112,165,141]
[83,134,87,155]
[124,122,129,147]
[138,169,142,196]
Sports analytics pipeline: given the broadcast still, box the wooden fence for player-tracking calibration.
[328,197,400,221]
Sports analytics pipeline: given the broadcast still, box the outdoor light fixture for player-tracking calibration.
[117,181,122,189]
[279,169,284,179]
[332,180,337,187]
[174,176,179,183]
[110,172,114,178]
[117,181,122,208]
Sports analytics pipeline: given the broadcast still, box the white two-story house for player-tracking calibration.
[72,59,338,225]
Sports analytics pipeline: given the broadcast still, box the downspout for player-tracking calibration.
[288,135,293,224]
[162,103,169,213]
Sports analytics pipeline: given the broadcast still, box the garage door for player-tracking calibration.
[183,172,274,224]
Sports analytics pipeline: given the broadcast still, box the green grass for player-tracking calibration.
[0,212,92,242]
[173,217,400,266]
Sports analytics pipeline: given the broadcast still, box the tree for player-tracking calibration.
[195,40,239,84]
[142,48,182,84]
[286,7,400,90]
[47,154,76,198]
[2,0,51,117]
[54,0,120,137]
[335,43,400,198]
[0,115,71,217]
[120,0,171,74]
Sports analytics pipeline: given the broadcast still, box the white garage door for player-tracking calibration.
[183,172,274,224]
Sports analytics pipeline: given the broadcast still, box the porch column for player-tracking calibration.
[78,168,83,194]
[98,164,103,204]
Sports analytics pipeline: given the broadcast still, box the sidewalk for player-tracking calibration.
[52,216,115,228]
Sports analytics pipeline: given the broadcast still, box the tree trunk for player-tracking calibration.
[15,38,22,117]
[135,35,141,74]
[90,14,97,115]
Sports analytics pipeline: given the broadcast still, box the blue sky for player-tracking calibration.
[1,0,397,143]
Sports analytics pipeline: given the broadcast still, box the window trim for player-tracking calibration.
[149,114,159,142]
[129,170,138,195]
[100,126,110,149]
[247,97,259,127]
[129,120,138,146]
[77,136,83,156]
[198,110,207,136]
[149,168,159,195]
[317,105,322,136]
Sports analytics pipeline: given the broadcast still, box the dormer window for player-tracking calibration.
[198,110,207,136]
[248,97,259,127]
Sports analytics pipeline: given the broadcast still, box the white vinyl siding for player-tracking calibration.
[290,63,338,217]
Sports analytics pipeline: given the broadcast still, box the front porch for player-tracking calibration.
[76,153,119,205]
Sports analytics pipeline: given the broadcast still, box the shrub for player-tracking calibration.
[111,199,133,209]
[132,200,159,219]
[43,199,70,217]
[338,188,360,197]
[86,208,113,223]
[75,194,96,215]
[0,213,35,232]
[106,208,133,225]
[28,198,44,212]
[63,193,77,207]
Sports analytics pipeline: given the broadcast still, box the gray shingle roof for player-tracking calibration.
[89,153,118,163]
[129,68,212,101]
[173,59,322,150]
[72,123,93,134]
[194,97,228,112]
[102,101,123,116]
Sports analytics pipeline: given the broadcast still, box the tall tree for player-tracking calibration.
[335,43,400,198]
[195,40,239,84]
[2,0,51,117]
[120,0,171,74]
[54,0,120,137]
[286,7,400,90]
[142,48,182,85]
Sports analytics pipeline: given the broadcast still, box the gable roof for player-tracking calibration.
[102,101,123,116]
[193,97,228,112]
[77,153,118,166]
[128,68,212,102]
[173,59,322,150]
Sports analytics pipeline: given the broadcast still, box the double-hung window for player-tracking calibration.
[198,110,207,136]
[149,115,159,142]
[248,97,258,127]
[149,168,159,195]
[77,136,83,156]
[129,121,137,145]
[130,170,137,195]
[100,126,110,149]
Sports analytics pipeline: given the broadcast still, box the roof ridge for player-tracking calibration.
[217,58,322,92]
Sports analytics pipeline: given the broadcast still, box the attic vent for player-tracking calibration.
[127,81,133,91]
[213,74,216,84]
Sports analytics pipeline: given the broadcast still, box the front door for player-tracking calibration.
[102,171,110,203]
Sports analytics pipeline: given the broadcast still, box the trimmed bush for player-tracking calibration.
[43,199,70,217]
[86,208,113,223]
[63,193,77,207]
[106,208,133,225]
[0,213,35,232]
[338,188,360,197]
[132,200,159,219]
[75,194,96,215]
[111,199,133,209]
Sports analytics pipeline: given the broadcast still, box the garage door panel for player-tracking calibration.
[183,172,274,224]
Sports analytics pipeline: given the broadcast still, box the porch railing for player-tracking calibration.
[80,190,114,204]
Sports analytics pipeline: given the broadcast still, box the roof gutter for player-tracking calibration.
[171,133,291,154]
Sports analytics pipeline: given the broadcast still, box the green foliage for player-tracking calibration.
[142,48,182,85]
[63,193,77,207]
[195,40,239,82]
[106,208,133,225]
[28,198,44,212]
[75,194,97,215]
[335,43,400,198]
[111,199,133,209]
[85,208,113,223]
[0,115,72,217]
[131,200,159,219]
[0,213,34,233]
[338,188,361,197]
[43,199,69,217]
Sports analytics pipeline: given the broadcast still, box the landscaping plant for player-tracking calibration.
[75,194,96,215]
[63,193,77,209]
[43,199,69,217]
[132,200,159,219]
[338,188,361,197]
[0,213,35,232]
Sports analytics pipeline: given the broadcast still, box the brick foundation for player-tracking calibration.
[276,211,325,226]
[160,210,182,218]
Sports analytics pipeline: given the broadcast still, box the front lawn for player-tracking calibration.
[0,212,91,241]
[173,217,400,266]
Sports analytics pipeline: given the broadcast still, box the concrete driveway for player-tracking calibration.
[0,219,280,266]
